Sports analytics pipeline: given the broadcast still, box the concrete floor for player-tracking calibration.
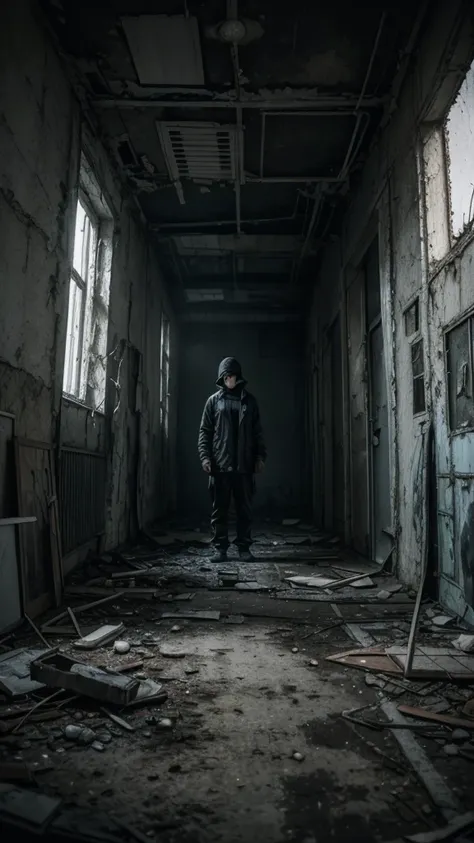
[3,535,471,842]
[16,618,445,843]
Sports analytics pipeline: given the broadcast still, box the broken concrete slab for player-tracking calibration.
[0,648,48,698]
[0,783,62,834]
[124,678,166,708]
[285,575,336,588]
[50,806,124,843]
[30,652,140,705]
[72,624,126,650]
[431,615,455,627]
[453,634,474,653]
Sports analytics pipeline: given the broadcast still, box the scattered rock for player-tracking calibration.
[376,590,391,600]
[96,732,112,744]
[443,743,459,756]
[292,752,305,762]
[78,728,96,746]
[92,741,105,752]
[451,729,470,742]
[291,647,299,654]
[170,625,181,633]
[158,718,173,729]
[64,725,83,741]
[309,659,318,667]
[114,640,131,654]
[160,647,187,658]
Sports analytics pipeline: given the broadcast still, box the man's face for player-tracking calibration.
[224,374,237,389]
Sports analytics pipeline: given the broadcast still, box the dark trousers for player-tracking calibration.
[210,472,254,550]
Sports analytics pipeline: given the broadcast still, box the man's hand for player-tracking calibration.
[202,460,212,474]
[255,459,265,474]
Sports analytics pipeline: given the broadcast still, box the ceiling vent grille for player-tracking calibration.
[156,121,237,184]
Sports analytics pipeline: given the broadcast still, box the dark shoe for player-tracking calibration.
[209,548,228,563]
[238,548,255,562]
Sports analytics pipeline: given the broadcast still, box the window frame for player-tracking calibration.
[444,309,474,436]
[63,156,113,413]
[63,192,99,402]
[442,57,474,246]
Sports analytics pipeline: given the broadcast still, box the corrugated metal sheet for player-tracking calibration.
[59,448,106,555]
[121,16,205,86]
[156,122,237,182]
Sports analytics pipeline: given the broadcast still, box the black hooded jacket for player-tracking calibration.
[198,357,266,474]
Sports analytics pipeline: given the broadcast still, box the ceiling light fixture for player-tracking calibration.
[218,19,247,44]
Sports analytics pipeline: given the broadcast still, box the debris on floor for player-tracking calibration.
[1,521,473,842]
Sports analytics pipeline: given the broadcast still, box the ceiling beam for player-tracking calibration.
[180,309,303,323]
[92,95,385,111]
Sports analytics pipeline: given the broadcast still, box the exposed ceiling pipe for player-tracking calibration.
[150,190,303,232]
[291,186,324,283]
[92,96,385,110]
[356,11,387,112]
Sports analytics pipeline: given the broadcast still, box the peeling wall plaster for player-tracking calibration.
[0,0,178,552]
[307,0,474,589]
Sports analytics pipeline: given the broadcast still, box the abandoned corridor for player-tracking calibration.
[1,1,474,841]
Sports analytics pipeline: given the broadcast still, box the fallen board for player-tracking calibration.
[326,646,403,676]
[397,705,474,730]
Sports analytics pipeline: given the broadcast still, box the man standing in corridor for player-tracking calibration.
[198,357,266,562]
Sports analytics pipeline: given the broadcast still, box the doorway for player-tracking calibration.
[365,238,392,563]
[321,317,345,535]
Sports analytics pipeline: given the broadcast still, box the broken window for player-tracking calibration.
[63,155,113,410]
[160,313,171,438]
[444,57,474,240]
[446,315,474,432]
[411,339,426,415]
[404,298,420,337]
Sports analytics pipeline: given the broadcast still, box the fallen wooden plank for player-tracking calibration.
[398,705,474,730]
[73,623,125,650]
[41,593,125,630]
[100,707,134,732]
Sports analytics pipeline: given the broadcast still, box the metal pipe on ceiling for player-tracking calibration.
[92,96,385,110]
[356,11,387,112]
[245,175,342,184]
[149,190,303,231]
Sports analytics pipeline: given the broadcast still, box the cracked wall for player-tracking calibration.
[0,0,177,556]
[307,0,474,588]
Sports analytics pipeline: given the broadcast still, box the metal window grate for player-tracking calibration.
[59,448,106,554]
[156,121,237,182]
